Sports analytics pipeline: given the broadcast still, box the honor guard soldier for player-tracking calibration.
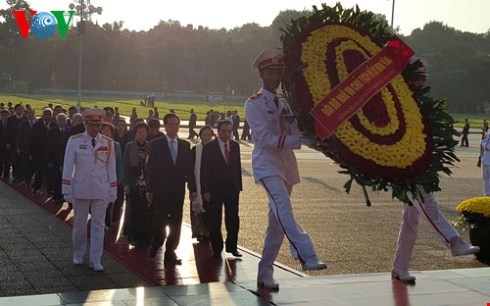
[62,108,117,272]
[391,58,480,283]
[245,48,326,290]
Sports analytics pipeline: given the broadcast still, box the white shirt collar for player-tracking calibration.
[260,87,277,101]
[84,131,99,141]
[166,135,177,143]
[217,137,228,147]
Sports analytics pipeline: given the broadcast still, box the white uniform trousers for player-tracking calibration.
[393,188,459,270]
[258,176,317,280]
[72,198,107,265]
[482,165,490,196]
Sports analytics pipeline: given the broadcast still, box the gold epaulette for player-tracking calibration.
[101,134,113,142]
[69,133,82,139]
[249,92,262,100]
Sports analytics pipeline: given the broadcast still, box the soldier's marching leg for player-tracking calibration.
[260,176,317,263]
[72,199,90,262]
[89,199,108,267]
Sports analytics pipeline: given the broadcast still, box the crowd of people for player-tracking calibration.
[0,48,482,290]
[0,101,247,272]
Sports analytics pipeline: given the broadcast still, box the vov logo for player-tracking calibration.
[12,10,75,39]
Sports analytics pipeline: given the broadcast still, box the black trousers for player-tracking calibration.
[126,190,150,245]
[10,149,22,180]
[0,151,10,178]
[20,151,33,185]
[46,164,62,199]
[232,128,240,141]
[150,196,184,255]
[31,153,46,190]
[204,191,240,253]
[241,126,251,140]
[188,126,198,139]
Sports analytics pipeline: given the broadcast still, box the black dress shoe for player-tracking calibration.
[229,250,242,257]
[164,252,182,264]
[148,246,157,258]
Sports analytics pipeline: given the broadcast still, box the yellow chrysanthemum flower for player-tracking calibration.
[300,24,427,168]
[456,197,490,219]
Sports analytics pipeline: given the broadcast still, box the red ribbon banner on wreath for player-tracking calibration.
[310,37,414,140]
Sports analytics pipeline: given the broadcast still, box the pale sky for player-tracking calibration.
[4,0,490,35]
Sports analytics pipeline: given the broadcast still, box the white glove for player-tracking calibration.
[198,202,206,213]
[191,197,206,213]
[300,134,318,149]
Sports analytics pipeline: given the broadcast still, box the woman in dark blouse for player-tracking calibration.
[123,122,151,247]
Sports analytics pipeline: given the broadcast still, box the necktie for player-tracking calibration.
[91,138,96,148]
[273,96,279,109]
[224,142,230,164]
[170,139,177,165]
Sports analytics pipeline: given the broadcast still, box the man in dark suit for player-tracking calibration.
[30,108,56,193]
[6,104,25,181]
[201,120,242,258]
[16,108,36,186]
[0,109,10,179]
[146,113,197,264]
[70,113,85,135]
[187,109,198,140]
[46,113,71,204]
[232,110,240,141]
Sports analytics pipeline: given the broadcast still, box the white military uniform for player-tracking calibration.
[393,60,475,274]
[245,87,319,282]
[481,134,490,195]
[62,131,117,266]
[393,187,460,271]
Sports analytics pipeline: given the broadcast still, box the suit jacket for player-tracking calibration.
[189,113,197,127]
[46,126,71,167]
[16,119,34,153]
[0,120,8,155]
[30,119,57,159]
[6,115,25,147]
[200,138,242,200]
[146,136,196,212]
[232,115,240,130]
[70,123,85,136]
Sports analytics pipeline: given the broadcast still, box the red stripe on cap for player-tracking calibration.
[258,58,283,70]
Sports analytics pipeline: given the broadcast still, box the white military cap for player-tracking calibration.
[408,56,429,77]
[252,48,284,70]
[82,108,105,124]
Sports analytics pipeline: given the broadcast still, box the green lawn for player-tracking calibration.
[1,93,487,129]
[0,93,246,121]
[450,113,487,129]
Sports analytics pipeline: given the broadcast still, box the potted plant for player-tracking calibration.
[456,197,490,262]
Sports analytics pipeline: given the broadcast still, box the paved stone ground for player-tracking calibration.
[183,133,489,276]
[0,184,149,297]
[1,130,487,298]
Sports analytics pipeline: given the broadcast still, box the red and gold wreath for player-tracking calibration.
[282,3,458,202]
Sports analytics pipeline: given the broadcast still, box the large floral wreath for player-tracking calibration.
[281,3,459,203]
